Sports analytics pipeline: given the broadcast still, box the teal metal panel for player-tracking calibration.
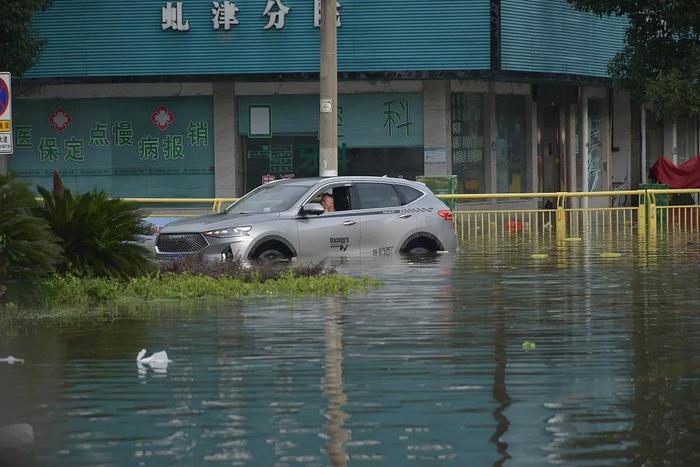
[9,96,214,197]
[501,0,627,77]
[238,93,423,148]
[26,0,490,78]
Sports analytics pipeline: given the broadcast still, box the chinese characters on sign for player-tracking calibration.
[314,0,342,28]
[212,1,239,30]
[162,1,341,31]
[383,99,413,137]
[263,0,290,30]
[162,1,190,31]
[15,126,32,149]
[23,111,209,164]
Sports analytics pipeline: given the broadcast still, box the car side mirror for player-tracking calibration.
[302,203,325,216]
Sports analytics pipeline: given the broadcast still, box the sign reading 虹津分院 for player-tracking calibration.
[162,0,341,32]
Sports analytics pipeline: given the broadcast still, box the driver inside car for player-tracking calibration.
[321,193,335,213]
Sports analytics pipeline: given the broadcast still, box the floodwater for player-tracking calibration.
[2,235,700,466]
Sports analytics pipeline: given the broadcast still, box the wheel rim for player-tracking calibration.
[258,248,285,260]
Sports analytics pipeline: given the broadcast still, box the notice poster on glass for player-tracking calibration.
[269,144,293,173]
[424,148,446,164]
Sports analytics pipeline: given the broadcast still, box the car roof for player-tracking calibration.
[271,176,424,188]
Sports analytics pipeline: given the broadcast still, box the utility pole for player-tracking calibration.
[319,0,338,176]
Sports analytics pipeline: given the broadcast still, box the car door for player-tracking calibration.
[297,183,361,257]
[355,182,417,256]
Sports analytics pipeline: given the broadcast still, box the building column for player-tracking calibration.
[0,155,7,176]
[484,82,497,192]
[566,104,576,193]
[213,81,241,197]
[663,116,677,164]
[422,81,451,176]
[527,94,537,193]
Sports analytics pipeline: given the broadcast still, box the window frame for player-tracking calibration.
[301,182,357,214]
[393,183,426,206]
[353,182,404,211]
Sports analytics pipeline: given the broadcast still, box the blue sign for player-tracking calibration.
[0,79,9,116]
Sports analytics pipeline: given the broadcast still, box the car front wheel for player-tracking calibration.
[250,240,294,261]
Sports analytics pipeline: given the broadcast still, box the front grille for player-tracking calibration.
[156,233,208,253]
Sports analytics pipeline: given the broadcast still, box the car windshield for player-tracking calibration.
[225,184,310,214]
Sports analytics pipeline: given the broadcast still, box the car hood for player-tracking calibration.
[159,212,281,233]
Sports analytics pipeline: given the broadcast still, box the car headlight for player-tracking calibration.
[203,226,252,238]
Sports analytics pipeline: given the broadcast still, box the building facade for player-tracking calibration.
[2,0,696,198]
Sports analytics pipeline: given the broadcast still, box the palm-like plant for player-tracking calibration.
[36,185,156,278]
[0,174,62,281]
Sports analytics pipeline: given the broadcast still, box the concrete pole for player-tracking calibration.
[641,106,647,184]
[319,0,338,176]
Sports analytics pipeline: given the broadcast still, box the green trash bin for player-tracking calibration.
[640,183,670,226]
[416,175,457,210]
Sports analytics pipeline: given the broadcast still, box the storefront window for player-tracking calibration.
[242,136,423,192]
[644,110,664,175]
[676,115,700,163]
[451,93,485,193]
[240,94,424,191]
[496,95,527,193]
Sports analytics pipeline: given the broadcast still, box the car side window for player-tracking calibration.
[356,183,401,209]
[307,185,354,212]
[394,184,424,205]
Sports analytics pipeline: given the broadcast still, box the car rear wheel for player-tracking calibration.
[401,235,441,256]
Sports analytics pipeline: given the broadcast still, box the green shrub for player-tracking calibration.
[0,174,62,282]
[35,185,156,278]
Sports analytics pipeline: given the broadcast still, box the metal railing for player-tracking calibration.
[647,189,700,236]
[445,190,647,240]
[119,189,700,239]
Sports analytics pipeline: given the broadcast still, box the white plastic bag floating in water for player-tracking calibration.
[0,356,24,365]
[136,349,172,373]
[0,423,34,448]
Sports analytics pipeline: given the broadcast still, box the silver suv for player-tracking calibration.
[155,176,456,261]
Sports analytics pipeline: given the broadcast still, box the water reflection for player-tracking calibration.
[323,298,349,466]
[1,235,700,465]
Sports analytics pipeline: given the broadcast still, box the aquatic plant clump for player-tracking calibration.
[39,271,377,309]
[160,254,337,281]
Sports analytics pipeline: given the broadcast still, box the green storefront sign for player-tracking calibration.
[238,93,423,148]
[10,96,214,198]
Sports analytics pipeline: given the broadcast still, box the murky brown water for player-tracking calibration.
[2,234,700,466]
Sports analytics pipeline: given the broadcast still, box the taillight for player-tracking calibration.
[438,210,452,221]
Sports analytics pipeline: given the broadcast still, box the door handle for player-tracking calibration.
[343,220,356,226]
[398,214,412,219]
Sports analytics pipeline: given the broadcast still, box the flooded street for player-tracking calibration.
[2,235,700,466]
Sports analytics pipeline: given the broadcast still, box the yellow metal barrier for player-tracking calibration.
[444,190,647,240]
[646,189,700,236]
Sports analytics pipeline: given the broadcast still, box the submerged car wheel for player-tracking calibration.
[257,248,287,260]
[407,246,432,255]
[251,241,294,261]
[401,235,441,256]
